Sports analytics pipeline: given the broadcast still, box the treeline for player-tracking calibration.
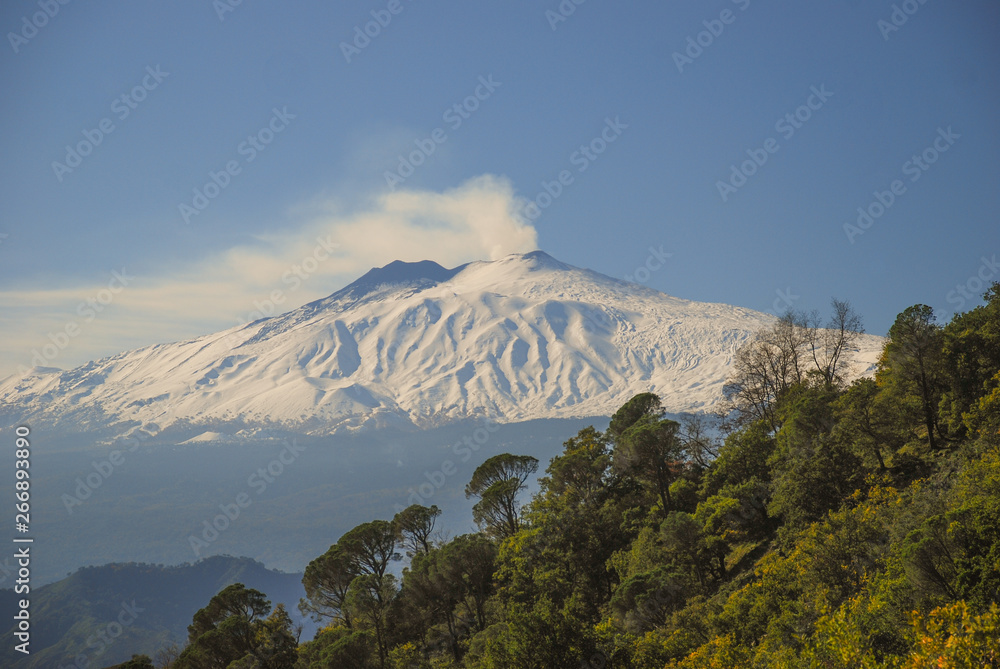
[123,286,1000,668]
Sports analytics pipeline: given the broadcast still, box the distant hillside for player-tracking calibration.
[0,556,306,669]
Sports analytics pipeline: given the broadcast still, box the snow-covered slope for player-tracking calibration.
[0,251,883,436]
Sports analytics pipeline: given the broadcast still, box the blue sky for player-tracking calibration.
[0,0,997,378]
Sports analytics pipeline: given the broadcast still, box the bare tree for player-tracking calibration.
[679,413,719,468]
[153,643,181,669]
[723,300,864,431]
[723,317,800,431]
[806,299,864,386]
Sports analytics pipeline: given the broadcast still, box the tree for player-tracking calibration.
[723,301,864,430]
[443,533,497,632]
[767,385,865,530]
[679,413,720,469]
[886,304,946,450]
[903,602,1000,669]
[399,546,464,661]
[902,449,1000,611]
[610,566,686,634]
[723,313,809,431]
[940,282,1000,438]
[238,604,298,669]
[397,535,497,662]
[964,371,1000,447]
[473,596,595,669]
[701,420,775,498]
[110,656,154,669]
[301,544,360,626]
[805,298,865,386]
[832,377,908,471]
[608,392,664,443]
[521,425,641,619]
[153,643,181,669]
[661,511,725,587]
[392,504,440,557]
[465,453,539,538]
[344,574,399,669]
[339,520,399,579]
[296,627,377,669]
[535,426,611,508]
[614,415,685,516]
[174,583,296,669]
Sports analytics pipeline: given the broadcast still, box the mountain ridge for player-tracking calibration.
[0,556,308,669]
[0,252,884,439]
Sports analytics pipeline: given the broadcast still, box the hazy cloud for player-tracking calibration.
[0,175,538,378]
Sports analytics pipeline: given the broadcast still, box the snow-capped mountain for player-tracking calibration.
[0,251,883,437]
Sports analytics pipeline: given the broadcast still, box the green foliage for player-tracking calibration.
[107,655,155,669]
[339,520,399,579]
[473,597,594,669]
[608,392,664,440]
[940,282,1000,437]
[162,293,1000,668]
[903,601,1000,668]
[832,377,908,471]
[609,566,685,634]
[388,642,432,668]
[768,385,865,531]
[397,534,497,662]
[297,626,377,669]
[345,574,399,667]
[393,504,441,557]
[0,556,302,669]
[885,304,948,450]
[902,448,1000,610]
[614,415,685,516]
[533,426,612,508]
[465,453,539,539]
[965,370,1000,446]
[301,543,359,625]
[175,583,297,669]
[700,420,774,498]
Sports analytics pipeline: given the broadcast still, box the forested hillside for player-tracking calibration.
[0,556,305,669]
[124,287,1000,669]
